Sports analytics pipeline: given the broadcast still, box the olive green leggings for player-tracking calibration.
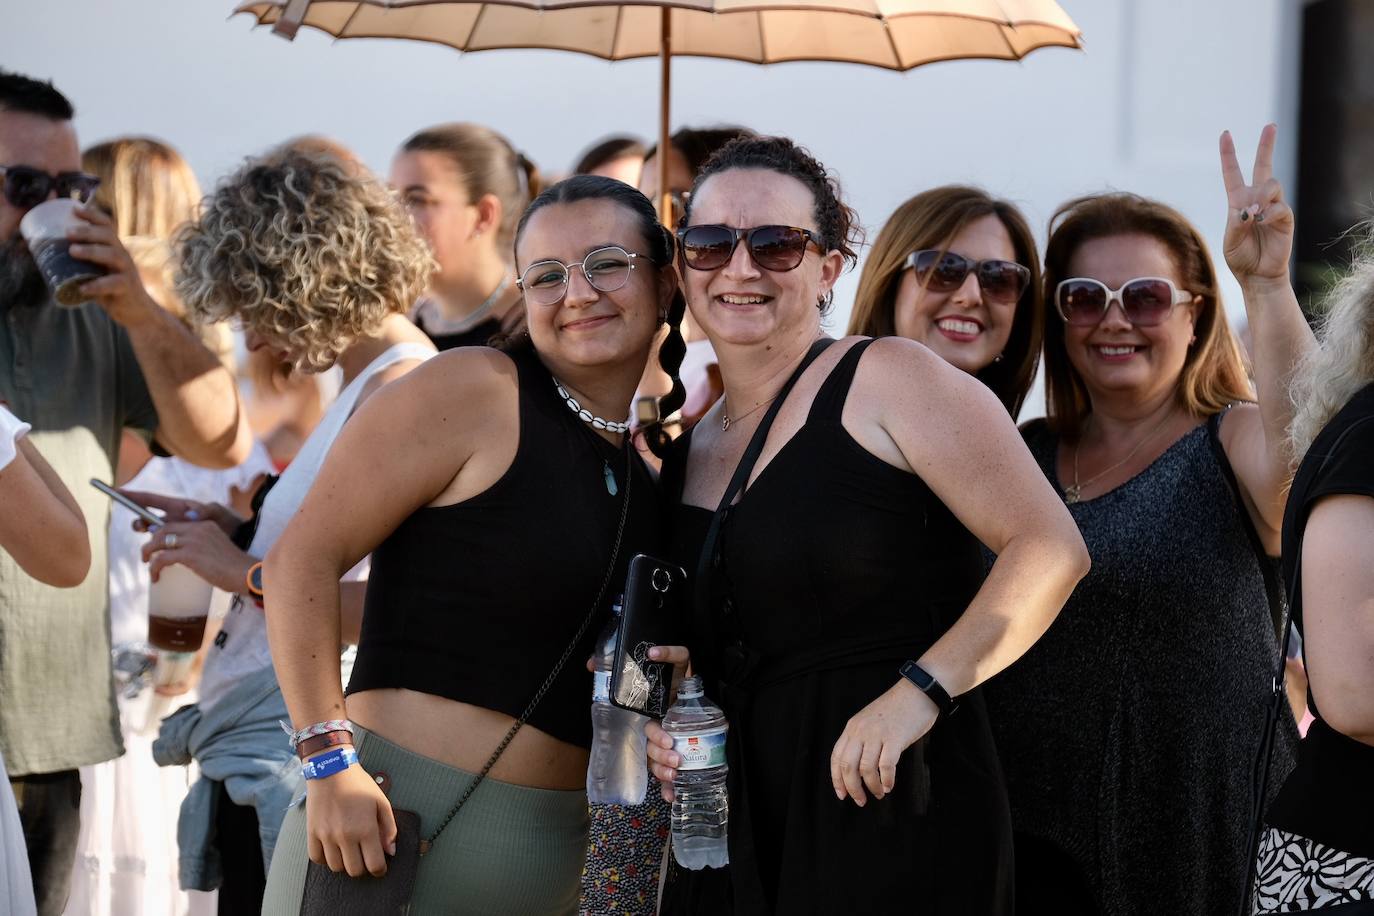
[262,725,590,915]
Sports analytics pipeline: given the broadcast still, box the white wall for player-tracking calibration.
[4,0,1302,413]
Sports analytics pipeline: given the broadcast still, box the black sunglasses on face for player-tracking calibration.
[677,224,821,273]
[904,249,1031,304]
[0,165,101,211]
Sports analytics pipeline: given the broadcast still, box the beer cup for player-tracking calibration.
[18,198,108,307]
[147,564,212,689]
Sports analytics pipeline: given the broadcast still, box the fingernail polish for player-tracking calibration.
[1240,211,1249,222]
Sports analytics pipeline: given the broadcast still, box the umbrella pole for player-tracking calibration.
[659,7,672,226]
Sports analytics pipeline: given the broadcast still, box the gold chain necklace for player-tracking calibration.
[1065,411,1176,504]
[721,394,778,431]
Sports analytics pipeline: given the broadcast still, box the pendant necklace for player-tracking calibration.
[552,377,630,495]
[721,394,778,431]
[1065,411,1175,504]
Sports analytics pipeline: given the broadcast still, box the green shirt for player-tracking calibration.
[0,298,157,775]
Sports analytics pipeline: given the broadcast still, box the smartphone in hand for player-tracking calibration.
[89,479,164,528]
[611,555,686,718]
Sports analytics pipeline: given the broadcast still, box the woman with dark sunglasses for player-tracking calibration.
[847,186,1042,418]
[644,135,1089,914]
[982,126,1313,916]
[259,176,684,914]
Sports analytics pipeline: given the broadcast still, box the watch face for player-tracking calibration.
[249,563,264,595]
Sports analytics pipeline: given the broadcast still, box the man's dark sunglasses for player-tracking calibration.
[677,224,822,273]
[904,249,1031,304]
[0,165,101,211]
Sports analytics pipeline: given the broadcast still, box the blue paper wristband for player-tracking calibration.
[301,747,359,781]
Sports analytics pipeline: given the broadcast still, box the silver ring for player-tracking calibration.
[164,533,180,550]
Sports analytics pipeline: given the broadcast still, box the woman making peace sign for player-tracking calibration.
[984,125,1314,915]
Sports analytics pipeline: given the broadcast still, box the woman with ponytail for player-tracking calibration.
[392,122,541,350]
[260,176,680,914]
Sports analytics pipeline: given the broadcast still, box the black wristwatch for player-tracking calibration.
[899,660,958,719]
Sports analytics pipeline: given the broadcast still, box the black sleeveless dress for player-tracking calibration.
[984,414,1297,916]
[659,340,1013,915]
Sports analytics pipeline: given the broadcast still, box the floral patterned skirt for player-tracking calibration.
[580,777,671,915]
[1252,827,1374,914]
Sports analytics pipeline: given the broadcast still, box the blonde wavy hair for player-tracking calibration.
[82,137,236,367]
[175,149,434,373]
[1289,238,1374,461]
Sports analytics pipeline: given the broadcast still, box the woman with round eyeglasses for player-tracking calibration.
[259,175,684,914]
[643,135,1089,914]
[848,186,1042,418]
[981,126,1313,916]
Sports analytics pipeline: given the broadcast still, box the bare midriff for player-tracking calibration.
[347,688,590,790]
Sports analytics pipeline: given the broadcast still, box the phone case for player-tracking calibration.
[300,808,420,915]
[611,554,686,718]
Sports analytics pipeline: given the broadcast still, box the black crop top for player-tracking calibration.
[1266,382,1374,857]
[347,346,661,749]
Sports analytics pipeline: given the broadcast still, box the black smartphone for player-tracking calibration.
[610,554,686,718]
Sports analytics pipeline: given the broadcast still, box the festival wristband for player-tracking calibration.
[898,660,959,719]
[296,730,354,760]
[284,718,355,749]
[301,747,358,781]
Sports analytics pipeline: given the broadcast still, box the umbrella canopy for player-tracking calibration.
[234,0,1082,219]
[235,0,1082,70]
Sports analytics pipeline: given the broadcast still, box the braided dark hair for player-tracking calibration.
[681,135,862,313]
[513,175,686,459]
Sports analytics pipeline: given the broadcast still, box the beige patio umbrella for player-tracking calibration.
[235,0,1082,218]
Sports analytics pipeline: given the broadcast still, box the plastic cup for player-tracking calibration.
[147,563,213,654]
[18,198,107,307]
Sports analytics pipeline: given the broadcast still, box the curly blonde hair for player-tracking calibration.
[1289,236,1374,461]
[175,149,434,372]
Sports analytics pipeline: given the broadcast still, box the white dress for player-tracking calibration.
[0,405,38,916]
[64,445,273,916]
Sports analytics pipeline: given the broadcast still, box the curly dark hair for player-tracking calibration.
[513,175,686,459]
[681,135,862,311]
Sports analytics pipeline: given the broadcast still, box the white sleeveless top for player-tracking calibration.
[197,342,434,710]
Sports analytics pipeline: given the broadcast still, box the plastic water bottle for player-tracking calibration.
[587,599,649,805]
[664,675,729,869]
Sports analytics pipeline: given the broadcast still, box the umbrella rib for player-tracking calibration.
[757,9,767,64]
[338,1,363,38]
[610,2,625,58]
[465,2,490,47]
[882,14,901,68]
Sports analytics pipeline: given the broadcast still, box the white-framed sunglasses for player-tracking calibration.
[1054,276,1194,327]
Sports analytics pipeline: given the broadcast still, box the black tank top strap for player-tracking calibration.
[806,338,877,425]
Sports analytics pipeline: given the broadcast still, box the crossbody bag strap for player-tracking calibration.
[693,337,836,624]
[421,442,634,853]
[1236,414,1374,914]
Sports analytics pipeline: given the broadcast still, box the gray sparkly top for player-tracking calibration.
[984,415,1296,916]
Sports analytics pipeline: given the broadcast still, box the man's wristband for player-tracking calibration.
[302,747,358,781]
[898,660,958,719]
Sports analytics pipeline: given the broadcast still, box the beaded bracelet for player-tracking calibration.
[282,718,354,749]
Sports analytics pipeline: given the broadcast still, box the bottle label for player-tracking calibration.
[592,670,611,703]
[672,726,728,770]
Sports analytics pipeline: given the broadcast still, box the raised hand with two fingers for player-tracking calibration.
[1219,123,1294,289]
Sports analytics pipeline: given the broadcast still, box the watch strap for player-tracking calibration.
[899,660,958,718]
